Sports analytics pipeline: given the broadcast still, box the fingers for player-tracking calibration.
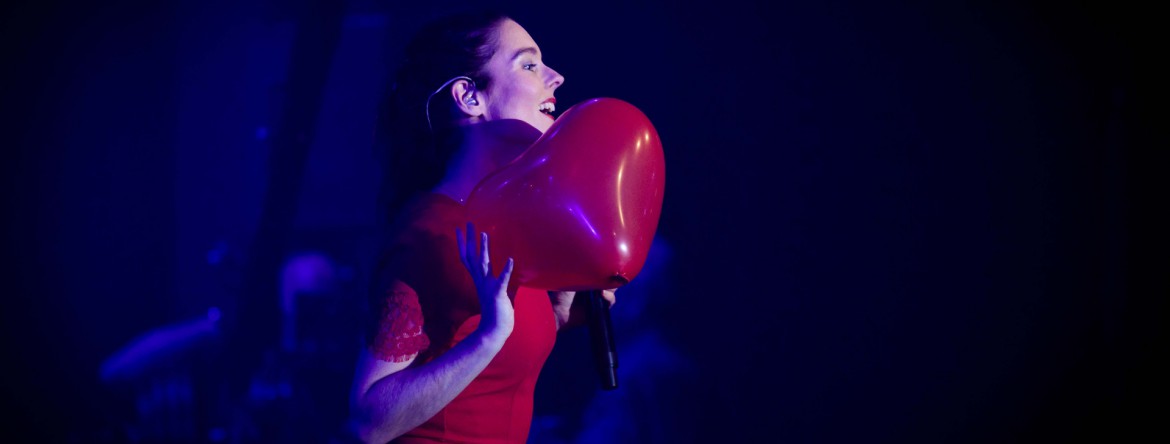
[602,289,617,307]
[457,222,514,283]
[456,226,468,269]
[464,223,476,268]
[457,222,499,277]
[499,258,514,286]
[481,232,491,274]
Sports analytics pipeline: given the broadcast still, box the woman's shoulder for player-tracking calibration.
[396,193,465,233]
[371,193,471,305]
[379,193,466,253]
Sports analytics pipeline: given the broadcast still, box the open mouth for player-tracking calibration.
[539,100,556,119]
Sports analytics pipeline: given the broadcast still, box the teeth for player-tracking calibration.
[539,102,556,113]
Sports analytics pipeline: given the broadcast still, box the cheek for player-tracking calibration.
[487,81,539,118]
[490,85,518,115]
[501,94,533,116]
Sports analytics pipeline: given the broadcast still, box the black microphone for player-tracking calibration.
[584,289,618,390]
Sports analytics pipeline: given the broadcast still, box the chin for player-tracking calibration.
[536,117,557,133]
[526,120,551,134]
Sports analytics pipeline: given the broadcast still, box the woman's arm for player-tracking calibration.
[348,225,515,444]
[348,327,507,443]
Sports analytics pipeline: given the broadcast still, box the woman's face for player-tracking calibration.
[478,19,565,133]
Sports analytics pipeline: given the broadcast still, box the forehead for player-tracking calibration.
[491,19,540,59]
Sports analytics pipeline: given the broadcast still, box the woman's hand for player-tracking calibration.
[550,290,616,307]
[457,223,515,341]
[549,289,617,330]
[601,289,616,307]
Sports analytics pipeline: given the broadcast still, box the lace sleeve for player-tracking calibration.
[371,282,431,362]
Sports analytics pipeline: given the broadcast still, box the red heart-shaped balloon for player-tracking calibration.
[466,98,665,291]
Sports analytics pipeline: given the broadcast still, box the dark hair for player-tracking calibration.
[375,12,510,222]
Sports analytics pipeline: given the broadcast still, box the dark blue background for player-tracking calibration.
[3,0,1164,442]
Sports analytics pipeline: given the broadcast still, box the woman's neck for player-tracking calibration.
[433,119,542,204]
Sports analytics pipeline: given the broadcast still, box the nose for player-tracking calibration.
[547,66,564,89]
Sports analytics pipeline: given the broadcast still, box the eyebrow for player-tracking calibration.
[510,47,539,61]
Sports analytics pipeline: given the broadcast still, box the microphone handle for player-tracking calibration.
[584,289,618,390]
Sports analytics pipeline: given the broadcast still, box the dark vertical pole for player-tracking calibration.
[585,290,618,390]
[229,0,347,390]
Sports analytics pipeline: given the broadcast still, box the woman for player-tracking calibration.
[348,12,615,444]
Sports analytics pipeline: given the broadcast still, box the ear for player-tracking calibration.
[450,78,484,118]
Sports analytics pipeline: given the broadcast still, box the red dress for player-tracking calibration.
[370,193,557,444]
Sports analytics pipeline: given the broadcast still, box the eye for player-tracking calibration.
[522,63,538,72]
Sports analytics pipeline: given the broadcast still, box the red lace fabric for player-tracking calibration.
[372,282,431,362]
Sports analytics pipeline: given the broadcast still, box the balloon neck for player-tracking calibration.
[609,275,630,287]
